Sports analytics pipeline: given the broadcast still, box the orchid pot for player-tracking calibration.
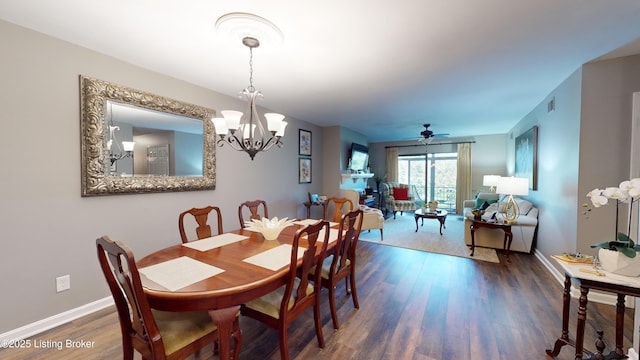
[597,248,640,277]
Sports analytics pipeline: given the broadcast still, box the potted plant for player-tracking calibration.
[586,178,640,276]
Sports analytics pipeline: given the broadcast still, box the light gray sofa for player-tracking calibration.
[462,192,539,253]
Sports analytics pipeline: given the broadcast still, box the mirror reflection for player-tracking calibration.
[80,76,216,196]
[107,101,204,177]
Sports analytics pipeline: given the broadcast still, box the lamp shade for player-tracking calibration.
[496,177,529,196]
[482,175,501,187]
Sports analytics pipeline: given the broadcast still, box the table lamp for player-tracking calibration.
[495,177,529,224]
[482,175,501,192]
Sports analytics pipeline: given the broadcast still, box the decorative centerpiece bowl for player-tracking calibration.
[245,217,295,240]
[471,209,485,220]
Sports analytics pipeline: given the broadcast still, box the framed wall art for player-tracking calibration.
[515,125,538,190]
[299,129,312,156]
[299,157,312,184]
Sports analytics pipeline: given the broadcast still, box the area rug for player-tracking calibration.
[358,212,500,263]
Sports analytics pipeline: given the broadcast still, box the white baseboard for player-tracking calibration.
[629,348,639,360]
[0,297,113,342]
[535,249,634,307]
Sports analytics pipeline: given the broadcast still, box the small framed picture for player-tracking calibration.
[299,129,312,156]
[299,157,311,184]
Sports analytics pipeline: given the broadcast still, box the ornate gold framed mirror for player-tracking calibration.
[80,75,216,196]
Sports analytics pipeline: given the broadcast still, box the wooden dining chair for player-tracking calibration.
[238,199,269,228]
[314,209,363,330]
[178,206,223,243]
[323,197,354,223]
[96,236,242,360]
[240,220,330,360]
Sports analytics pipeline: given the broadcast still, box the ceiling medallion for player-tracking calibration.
[215,12,284,47]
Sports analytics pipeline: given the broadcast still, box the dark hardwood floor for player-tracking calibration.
[1,241,634,359]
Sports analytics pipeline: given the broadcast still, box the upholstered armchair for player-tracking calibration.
[381,182,417,219]
[340,189,384,240]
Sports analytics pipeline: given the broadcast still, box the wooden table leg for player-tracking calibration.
[438,216,446,235]
[414,214,419,232]
[469,224,476,256]
[503,229,513,262]
[547,274,573,357]
[614,294,626,357]
[575,286,589,359]
[209,306,242,360]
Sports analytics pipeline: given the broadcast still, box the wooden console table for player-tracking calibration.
[469,219,512,261]
[546,260,640,359]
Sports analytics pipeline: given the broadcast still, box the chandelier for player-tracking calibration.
[211,36,287,160]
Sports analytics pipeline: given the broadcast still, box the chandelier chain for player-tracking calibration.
[248,47,255,91]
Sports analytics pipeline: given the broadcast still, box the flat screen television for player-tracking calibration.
[349,143,369,172]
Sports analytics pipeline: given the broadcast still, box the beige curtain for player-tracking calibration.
[456,143,472,214]
[385,147,398,182]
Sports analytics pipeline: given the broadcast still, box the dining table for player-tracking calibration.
[136,218,341,360]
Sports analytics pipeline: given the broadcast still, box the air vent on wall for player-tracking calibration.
[547,96,555,113]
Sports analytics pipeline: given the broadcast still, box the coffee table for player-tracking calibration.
[414,208,448,235]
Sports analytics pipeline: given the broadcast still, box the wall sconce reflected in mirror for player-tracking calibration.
[107,124,135,166]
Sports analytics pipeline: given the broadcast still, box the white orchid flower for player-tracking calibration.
[586,188,602,198]
[589,194,608,208]
[603,187,629,202]
[626,178,640,198]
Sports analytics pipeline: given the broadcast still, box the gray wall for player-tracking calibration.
[577,55,640,255]
[507,55,640,268]
[507,68,583,260]
[0,19,324,333]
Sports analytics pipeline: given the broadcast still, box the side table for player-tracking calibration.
[469,219,513,261]
[546,260,640,359]
[303,201,325,219]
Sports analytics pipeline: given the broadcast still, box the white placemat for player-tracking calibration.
[182,233,248,251]
[139,256,225,292]
[305,228,341,244]
[242,244,306,271]
[294,218,323,226]
[294,219,339,228]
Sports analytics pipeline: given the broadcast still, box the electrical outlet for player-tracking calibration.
[56,275,70,293]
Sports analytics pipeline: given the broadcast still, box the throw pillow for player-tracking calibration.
[474,198,498,210]
[393,187,409,200]
[485,202,506,213]
[515,198,533,215]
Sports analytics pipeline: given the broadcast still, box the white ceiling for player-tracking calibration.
[2,1,640,142]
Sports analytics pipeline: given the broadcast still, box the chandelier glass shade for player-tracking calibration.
[212,36,287,160]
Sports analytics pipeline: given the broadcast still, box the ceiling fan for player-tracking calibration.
[418,124,448,144]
